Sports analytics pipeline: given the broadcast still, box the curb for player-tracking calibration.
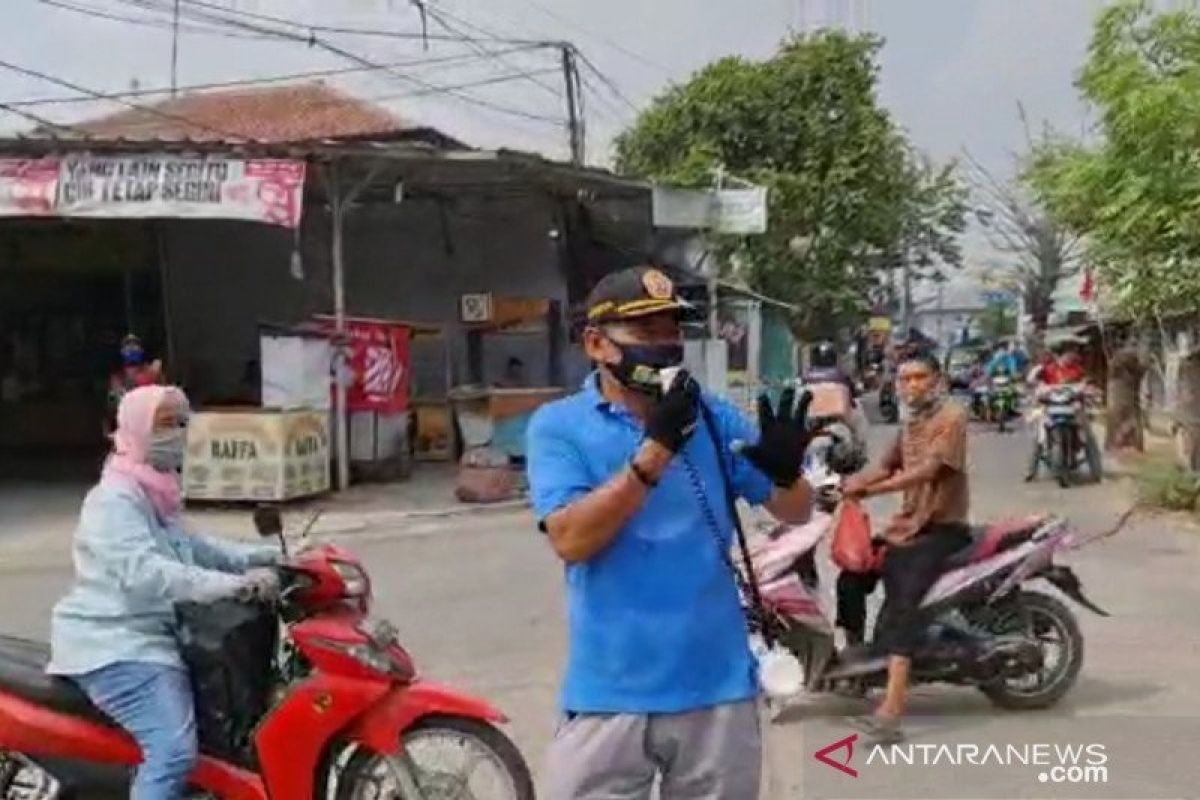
[308,498,531,535]
[0,500,533,573]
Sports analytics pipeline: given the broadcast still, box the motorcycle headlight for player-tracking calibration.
[331,560,370,597]
[359,617,399,648]
[315,637,407,679]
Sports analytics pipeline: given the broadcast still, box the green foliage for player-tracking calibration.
[978,302,1018,341]
[615,31,967,337]
[1135,460,1200,511]
[1024,0,1200,318]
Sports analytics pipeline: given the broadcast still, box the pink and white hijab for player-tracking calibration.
[102,384,188,522]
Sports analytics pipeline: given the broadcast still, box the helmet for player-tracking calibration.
[810,341,838,369]
[811,422,863,475]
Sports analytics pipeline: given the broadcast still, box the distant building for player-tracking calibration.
[910,282,989,350]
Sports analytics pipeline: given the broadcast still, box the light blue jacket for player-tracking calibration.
[47,480,279,676]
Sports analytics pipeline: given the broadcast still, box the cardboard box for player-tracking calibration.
[184,408,330,501]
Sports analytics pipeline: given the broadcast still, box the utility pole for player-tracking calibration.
[899,250,912,335]
[170,0,181,97]
[561,45,585,165]
[709,166,726,341]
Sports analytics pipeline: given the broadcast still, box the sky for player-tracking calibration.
[0,0,1119,287]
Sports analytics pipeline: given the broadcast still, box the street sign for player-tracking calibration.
[651,186,768,234]
[713,187,768,234]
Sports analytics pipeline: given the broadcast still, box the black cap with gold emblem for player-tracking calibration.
[584,266,688,325]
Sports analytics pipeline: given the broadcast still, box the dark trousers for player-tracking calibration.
[836,524,970,656]
[835,569,880,644]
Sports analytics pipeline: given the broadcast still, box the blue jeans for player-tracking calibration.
[75,662,198,800]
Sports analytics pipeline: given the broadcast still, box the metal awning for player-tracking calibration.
[0,136,651,199]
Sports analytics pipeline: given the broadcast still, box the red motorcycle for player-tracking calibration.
[0,509,534,799]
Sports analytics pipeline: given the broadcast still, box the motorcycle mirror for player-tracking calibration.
[253,506,284,538]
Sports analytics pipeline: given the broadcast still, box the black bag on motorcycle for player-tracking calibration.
[175,600,278,764]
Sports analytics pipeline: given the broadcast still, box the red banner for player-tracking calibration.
[331,320,411,413]
[0,158,59,216]
[0,155,306,228]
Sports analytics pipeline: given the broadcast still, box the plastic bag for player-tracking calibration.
[175,599,277,764]
[831,499,880,573]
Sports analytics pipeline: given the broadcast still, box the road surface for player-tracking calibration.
[2,411,1198,797]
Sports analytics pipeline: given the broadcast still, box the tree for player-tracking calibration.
[1021,0,1200,452]
[967,146,1080,350]
[615,31,966,339]
[978,301,1018,342]
[1025,0,1200,319]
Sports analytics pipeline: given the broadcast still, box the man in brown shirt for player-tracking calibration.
[838,349,971,742]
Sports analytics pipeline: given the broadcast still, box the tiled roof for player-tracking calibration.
[71,82,417,143]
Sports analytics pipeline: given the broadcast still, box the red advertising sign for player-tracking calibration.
[0,155,306,228]
[0,158,60,216]
[325,319,412,413]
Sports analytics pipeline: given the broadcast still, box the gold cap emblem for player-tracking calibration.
[641,269,674,300]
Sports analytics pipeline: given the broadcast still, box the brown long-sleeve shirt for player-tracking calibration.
[881,400,970,538]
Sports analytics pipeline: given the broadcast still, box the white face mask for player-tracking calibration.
[147,428,187,473]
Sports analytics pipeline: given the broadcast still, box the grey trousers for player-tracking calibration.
[542,700,761,800]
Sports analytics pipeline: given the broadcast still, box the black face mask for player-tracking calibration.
[605,340,685,395]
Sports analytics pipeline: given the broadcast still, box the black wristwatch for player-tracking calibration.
[628,458,659,489]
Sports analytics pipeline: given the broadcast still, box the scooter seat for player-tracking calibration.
[0,635,118,728]
[944,516,1046,570]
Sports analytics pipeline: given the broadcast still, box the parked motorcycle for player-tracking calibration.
[743,436,1116,713]
[1034,384,1102,488]
[0,509,534,800]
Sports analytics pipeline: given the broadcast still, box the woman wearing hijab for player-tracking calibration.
[47,385,280,800]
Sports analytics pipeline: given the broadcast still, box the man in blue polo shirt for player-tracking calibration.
[528,266,814,799]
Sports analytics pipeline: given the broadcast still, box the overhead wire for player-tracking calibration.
[421,2,641,123]
[0,100,80,132]
[120,0,552,46]
[115,0,566,127]
[0,56,248,138]
[37,0,272,40]
[570,47,640,116]
[515,0,673,77]
[3,46,547,108]
[424,7,563,103]
[577,73,631,124]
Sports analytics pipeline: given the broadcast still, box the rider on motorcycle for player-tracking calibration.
[837,349,971,744]
[46,385,281,800]
[803,341,869,459]
[1024,344,1100,481]
[804,341,858,398]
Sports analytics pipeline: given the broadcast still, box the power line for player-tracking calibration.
[571,48,640,115]
[0,100,80,132]
[577,72,632,124]
[119,0,553,46]
[121,0,565,126]
[515,0,673,77]
[3,47,545,108]
[37,0,272,39]
[423,5,563,101]
[0,56,245,138]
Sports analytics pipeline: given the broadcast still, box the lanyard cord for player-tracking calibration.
[676,398,777,647]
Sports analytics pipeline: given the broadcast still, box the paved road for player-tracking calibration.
[2,411,1199,798]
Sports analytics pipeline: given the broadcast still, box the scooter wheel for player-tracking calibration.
[334,716,535,800]
[978,591,1084,711]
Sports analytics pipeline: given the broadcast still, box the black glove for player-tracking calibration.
[742,388,813,488]
[645,371,700,453]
